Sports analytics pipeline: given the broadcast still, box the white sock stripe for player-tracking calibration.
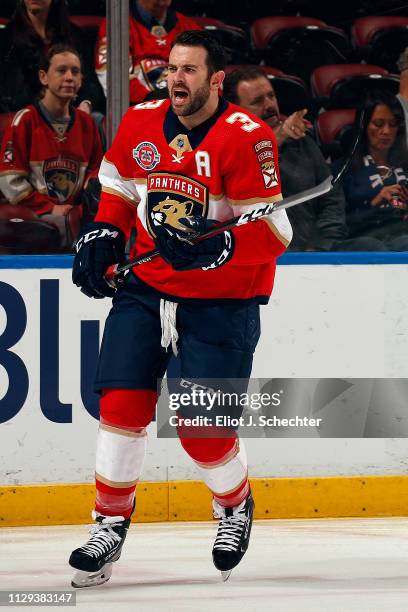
[194,440,248,495]
[96,428,147,483]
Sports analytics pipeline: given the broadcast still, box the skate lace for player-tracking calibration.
[213,510,247,553]
[80,516,124,559]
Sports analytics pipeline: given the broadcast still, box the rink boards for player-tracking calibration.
[1,253,408,525]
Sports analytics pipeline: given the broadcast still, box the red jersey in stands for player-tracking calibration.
[95,9,200,104]
[0,104,102,215]
[96,98,292,301]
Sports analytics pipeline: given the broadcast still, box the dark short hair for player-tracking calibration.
[39,44,82,72]
[223,66,270,104]
[171,30,226,75]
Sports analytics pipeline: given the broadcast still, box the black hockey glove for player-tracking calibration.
[154,216,234,271]
[72,222,126,298]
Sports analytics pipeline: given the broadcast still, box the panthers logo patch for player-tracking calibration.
[44,158,79,202]
[146,172,208,238]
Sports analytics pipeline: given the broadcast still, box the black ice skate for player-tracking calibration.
[212,491,254,581]
[69,511,131,588]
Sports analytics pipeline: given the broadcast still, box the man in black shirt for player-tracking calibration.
[224,67,385,251]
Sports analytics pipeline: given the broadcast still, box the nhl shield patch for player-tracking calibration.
[133,141,161,171]
[146,172,208,238]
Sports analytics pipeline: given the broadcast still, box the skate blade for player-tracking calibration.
[221,570,231,582]
[71,563,113,588]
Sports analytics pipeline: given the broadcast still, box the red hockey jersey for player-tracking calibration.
[0,104,102,215]
[95,11,200,104]
[96,98,292,301]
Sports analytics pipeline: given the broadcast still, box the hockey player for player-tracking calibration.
[95,0,200,104]
[0,44,103,250]
[70,30,292,587]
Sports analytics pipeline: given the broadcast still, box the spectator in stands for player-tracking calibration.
[95,0,200,105]
[224,66,385,251]
[397,47,408,142]
[0,0,103,114]
[333,91,408,250]
[0,45,103,252]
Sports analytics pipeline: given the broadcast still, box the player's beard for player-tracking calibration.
[171,81,211,117]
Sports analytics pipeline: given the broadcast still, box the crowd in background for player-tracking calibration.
[0,0,407,254]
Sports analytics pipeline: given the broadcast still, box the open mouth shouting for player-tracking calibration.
[172,87,190,107]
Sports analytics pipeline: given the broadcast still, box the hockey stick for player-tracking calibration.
[105,110,364,286]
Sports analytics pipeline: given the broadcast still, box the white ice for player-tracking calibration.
[1,518,408,612]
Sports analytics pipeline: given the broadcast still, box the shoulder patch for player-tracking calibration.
[254,139,273,153]
[253,142,279,189]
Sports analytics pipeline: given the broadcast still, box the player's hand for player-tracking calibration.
[154,216,234,271]
[72,222,126,298]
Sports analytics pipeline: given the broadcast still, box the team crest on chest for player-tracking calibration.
[137,58,168,92]
[133,141,161,171]
[44,157,79,202]
[146,172,208,238]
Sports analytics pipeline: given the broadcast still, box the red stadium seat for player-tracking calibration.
[315,109,356,159]
[193,17,250,64]
[225,64,308,116]
[0,204,61,254]
[311,64,399,109]
[250,16,351,81]
[351,16,408,72]
[69,15,104,30]
[0,17,9,28]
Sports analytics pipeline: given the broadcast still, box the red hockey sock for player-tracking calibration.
[95,388,157,518]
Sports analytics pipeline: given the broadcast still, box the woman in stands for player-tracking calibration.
[336,91,408,250]
[0,0,103,113]
[0,44,102,253]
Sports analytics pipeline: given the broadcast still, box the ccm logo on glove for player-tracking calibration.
[76,228,120,252]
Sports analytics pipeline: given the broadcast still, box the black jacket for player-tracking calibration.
[279,135,348,251]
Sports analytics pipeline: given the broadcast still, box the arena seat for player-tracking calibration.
[0,17,9,28]
[315,109,356,159]
[311,64,399,109]
[0,204,61,254]
[250,16,351,82]
[194,17,251,64]
[352,16,408,72]
[69,15,104,30]
[225,64,308,117]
